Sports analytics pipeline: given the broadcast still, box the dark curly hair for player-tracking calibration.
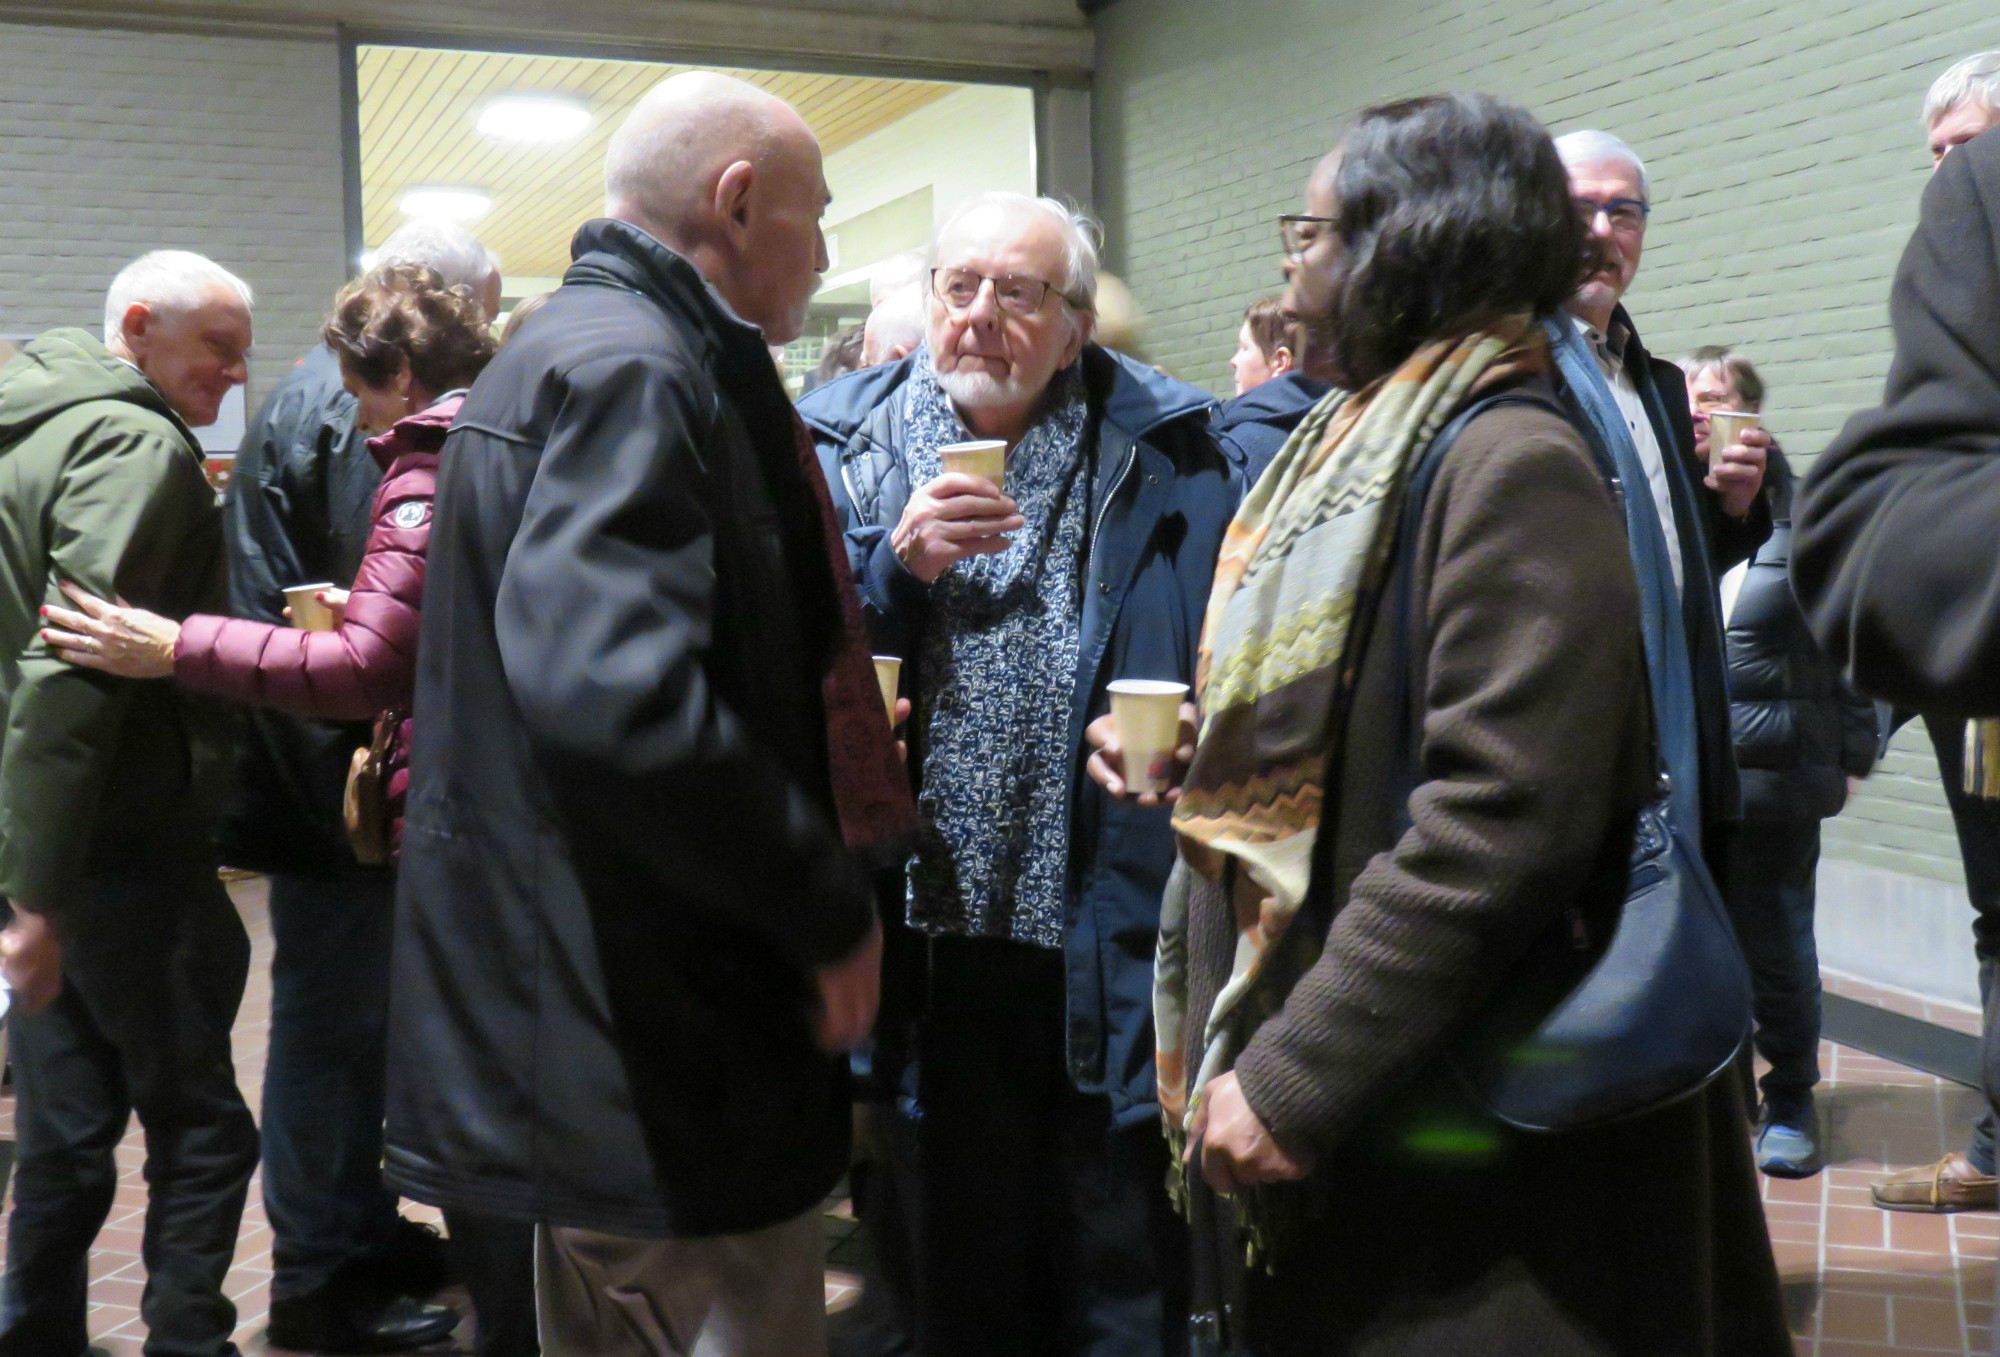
[1321,92,1591,388]
[323,262,496,397]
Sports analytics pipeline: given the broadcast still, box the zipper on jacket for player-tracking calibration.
[840,453,864,521]
[1089,442,1138,557]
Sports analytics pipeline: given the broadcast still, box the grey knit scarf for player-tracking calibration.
[904,350,1090,948]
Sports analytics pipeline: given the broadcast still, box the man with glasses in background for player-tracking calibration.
[1545,125,1773,1120]
[800,190,1238,1356]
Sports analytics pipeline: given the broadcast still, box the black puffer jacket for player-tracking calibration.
[1727,448,1879,821]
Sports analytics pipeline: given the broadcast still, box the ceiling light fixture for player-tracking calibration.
[477,94,592,143]
[398,186,492,222]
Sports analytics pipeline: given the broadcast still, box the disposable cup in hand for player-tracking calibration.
[1108,679,1190,795]
[1704,410,1760,463]
[938,440,1008,487]
[873,656,902,728]
[284,583,338,632]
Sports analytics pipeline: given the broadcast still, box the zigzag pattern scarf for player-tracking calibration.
[1153,317,1550,1183]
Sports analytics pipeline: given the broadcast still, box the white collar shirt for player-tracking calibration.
[1573,314,1683,596]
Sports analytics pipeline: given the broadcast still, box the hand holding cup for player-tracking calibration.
[1087,682,1196,807]
[892,441,1021,584]
[1703,412,1769,520]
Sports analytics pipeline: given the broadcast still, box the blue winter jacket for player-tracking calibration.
[1210,372,1333,483]
[798,346,1240,1128]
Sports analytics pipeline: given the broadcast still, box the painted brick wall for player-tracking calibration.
[0,19,348,401]
[1094,0,2000,889]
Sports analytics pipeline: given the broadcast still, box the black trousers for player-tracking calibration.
[443,1208,539,1357]
[1923,714,2000,1174]
[914,935,1188,1357]
[0,862,259,1357]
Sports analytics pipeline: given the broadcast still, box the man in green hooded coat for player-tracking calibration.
[0,249,261,1357]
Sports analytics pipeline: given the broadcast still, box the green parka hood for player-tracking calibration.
[0,328,194,452]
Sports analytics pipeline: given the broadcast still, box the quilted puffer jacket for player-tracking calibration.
[173,396,457,853]
[1724,445,1880,822]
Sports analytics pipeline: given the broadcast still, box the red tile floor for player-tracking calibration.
[0,880,1990,1353]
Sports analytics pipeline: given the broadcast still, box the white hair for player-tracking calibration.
[862,282,926,366]
[869,249,928,309]
[374,217,499,293]
[1554,129,1652,200]
[103,250,253,340]
[929,192,1102,311]
[1925,51,2000,129]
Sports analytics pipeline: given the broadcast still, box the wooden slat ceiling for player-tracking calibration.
[358,46,959,281]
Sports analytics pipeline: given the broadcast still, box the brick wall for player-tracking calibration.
[1094,0,2000,891]
[0,19,348,400]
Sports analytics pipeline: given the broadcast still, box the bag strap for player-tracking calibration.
[1382,377,1664,842]
[1381,388,1575,835]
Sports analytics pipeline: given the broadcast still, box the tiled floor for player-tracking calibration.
[0,881,1992,1353]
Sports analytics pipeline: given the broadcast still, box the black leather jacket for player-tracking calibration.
[214,344,382,875]
[385,220,874,1237]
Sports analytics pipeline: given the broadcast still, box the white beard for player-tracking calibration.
[934,361,1038,411]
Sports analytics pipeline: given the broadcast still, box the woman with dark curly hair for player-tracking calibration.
[40,264,542,1357]
[1089,92,1788,1354]
[41,262,494,859]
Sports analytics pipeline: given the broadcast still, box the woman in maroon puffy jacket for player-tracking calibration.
[42,263,495,853]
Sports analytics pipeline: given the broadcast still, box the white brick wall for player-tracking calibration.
[1094,0,2000,893]
[0,19,348,400]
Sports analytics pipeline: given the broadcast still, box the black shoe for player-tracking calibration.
[355,1216,455,1299]
[267,1285,461,1354]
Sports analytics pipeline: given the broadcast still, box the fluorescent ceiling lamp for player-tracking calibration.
[399,186,491,222]
[477,94,592,143]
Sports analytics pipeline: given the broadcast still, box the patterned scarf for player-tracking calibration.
[903,349,1090,948]
[1153,317,1551,1188]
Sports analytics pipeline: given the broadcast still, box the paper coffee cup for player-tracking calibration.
[284,582,338,632]
[1704,410,1760,462]
[1108,679,1191,795]
[938,440,1008,486]
[872,655,902,728]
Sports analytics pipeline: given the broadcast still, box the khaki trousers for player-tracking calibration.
[535,1208,826,1357]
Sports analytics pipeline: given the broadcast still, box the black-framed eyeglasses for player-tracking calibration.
[1575,196,1650,232]
[931,267,1072,316]
[1278,214,1337,261]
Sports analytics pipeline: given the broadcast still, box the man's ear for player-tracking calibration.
[714,159,757,239]
[1062,310,1095,367]
[1270,344,1294,376]
[117,303,154,357]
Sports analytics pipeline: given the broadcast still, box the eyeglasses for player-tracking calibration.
[1278,214,1337,261]
[931,268,1072,316]
[1575,196,1650,233]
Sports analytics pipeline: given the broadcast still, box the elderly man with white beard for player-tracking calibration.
[801,191,1240,1356]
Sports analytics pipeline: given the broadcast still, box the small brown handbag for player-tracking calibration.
[342,711,402,867]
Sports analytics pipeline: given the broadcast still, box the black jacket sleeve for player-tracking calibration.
[493,351,873,972]
[1794,128,2000,715]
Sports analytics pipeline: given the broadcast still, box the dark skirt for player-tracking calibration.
[1233,1075,1791,1356]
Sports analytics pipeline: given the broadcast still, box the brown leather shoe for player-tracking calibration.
[1871,1152,1999,1212]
